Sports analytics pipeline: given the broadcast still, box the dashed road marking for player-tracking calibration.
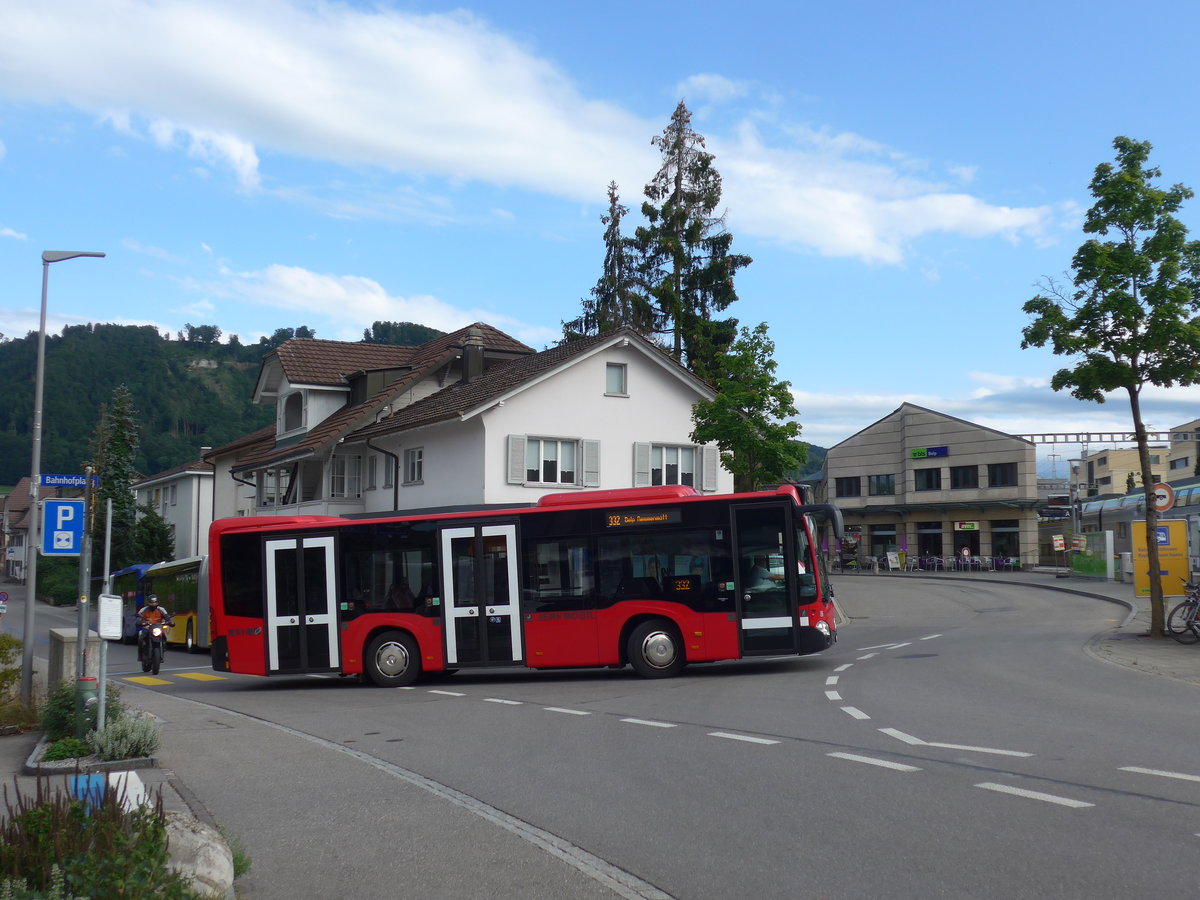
[825,676,839,686]
[828,752,921,772]
[920,634,942,640]
[975,782,1093,808]
[428,690,465,697]
[857,652,878,660]
[1119,766,1200,783]
[484,698,523,705]
[879,728,1032,757]
[621,718,676,728]
[824,690,842,701]
[841,706,870,720]
[544,707,590,716]
[834,663,853,672]
[708,732,780,745]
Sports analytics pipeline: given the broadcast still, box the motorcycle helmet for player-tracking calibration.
[147,594,159,604]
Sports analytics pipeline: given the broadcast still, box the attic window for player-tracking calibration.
[606,363,627,395]
[283,392,304,432]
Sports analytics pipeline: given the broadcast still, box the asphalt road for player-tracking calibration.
[12,577,1200,898]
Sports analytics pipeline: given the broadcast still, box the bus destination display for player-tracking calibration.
[606,507,682,528]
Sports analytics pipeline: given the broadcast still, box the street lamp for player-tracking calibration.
[20,250,105,706]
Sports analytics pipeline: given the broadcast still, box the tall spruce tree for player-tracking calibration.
[564,182,656,340]
[1022,136,1200,636]
[88,384,142,570]
[635,101,751,378]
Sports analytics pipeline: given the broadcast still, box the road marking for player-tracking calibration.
[834,663,853,672]
[841,706,870,720]
[857,652,879,660]
[880,728,925,745]
[879,728,1032,757]
[621,718,676,728]
[825,690,842,701]
[1120,766,1200,783]
[175,672,226,682]
[920,634,942,640]
[890,642,912,649]
[123,676,171,686]
[828,752,921,772]
[544,707,590,716]
[825,676,839,686]
[926,741,1033,758]
[484,698,523,705]
[975,782,1093,808]
[428,690,465,697]
[708,732,780,745]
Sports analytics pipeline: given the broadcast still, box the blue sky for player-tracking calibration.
[2,0,1199,472]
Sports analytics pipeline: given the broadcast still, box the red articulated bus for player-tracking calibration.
[208,484,844,685]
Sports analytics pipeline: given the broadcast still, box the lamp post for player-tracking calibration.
[20,250,105,706]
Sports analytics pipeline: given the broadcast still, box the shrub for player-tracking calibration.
[39,681,124,742]
[0,636,36,730]
[0,779,200,899]
[87,712,160,761]
[41,738,90,762]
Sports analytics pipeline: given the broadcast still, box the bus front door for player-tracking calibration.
[265,536,341,675]
[440,524,523,667]
[734,504,798,655]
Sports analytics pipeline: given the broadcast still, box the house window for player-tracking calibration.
[950,466,978,489]
[1149,454,1160,465]
[835,477,861,498]
[606,363,627,395]
[283,392,305,432]
[651,444,695,486]
[527,439,578,485]
[404,448,423,485]
[987,462,1018,487]
[366,456,378,490]
[868,474,895,496]
[914,468,941,491]
[330,455,362,499]
[1171,457,1190,470]
[256,468,291,507]
[169,484,178,506]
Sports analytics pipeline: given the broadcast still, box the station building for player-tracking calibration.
[822,403,1039,567]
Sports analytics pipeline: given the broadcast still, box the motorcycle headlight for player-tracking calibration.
[152,626,163,637]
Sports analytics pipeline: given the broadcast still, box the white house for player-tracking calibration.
[208,323,733,520]
[132,457,215,559]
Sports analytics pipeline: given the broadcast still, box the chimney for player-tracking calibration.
[462,326,485,384]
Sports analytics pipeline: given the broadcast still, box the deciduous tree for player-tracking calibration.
[690,323,804,492]
[1021,136,1200,635]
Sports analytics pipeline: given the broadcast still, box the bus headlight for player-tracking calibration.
[815,621,831,636]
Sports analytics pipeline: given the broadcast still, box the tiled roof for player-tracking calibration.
[348,327,685,441]
[134,458,214,486]
[269,323,534,387]
[205,425,277,460]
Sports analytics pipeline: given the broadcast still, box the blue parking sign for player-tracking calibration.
[42,499,85,556]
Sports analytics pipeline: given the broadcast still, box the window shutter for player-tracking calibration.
[701,445,719,492]
[581,440,600,487]
[507,435,526,484]
[633,442,651,487]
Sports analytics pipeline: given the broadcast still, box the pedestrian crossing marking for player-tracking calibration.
[176,672,226,682]
[123,676,171,686]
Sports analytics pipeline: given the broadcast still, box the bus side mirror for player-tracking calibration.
[798,572,817,599]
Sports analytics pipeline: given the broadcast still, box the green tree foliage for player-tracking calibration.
[258,326,316,350]
[635,101,751,379]
[179,323,222,344]
[563,182,656,340]
[0,324,274,484]
[89,386,141,570]
[1021,136,1200,635]
[133,504,175,563]
[690,323,804,492]
[362,321,446,345]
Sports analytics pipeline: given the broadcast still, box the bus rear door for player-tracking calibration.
[265,535,341,675]
[440,523,523,668]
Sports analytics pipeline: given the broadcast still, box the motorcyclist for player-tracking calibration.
[136,594,174,660]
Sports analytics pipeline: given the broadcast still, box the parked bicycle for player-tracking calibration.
[1166,581,1200,644]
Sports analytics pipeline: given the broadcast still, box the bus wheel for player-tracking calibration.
[365,631,421,687]
[627,619,685,678]
[185,622,197,653]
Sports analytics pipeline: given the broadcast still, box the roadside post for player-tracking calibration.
[98,498,114,730]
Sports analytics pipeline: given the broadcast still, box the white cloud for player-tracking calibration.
[1,226,26,240]
[0,0,1057,264]
[676,74,749,105]
[214,263,558,347]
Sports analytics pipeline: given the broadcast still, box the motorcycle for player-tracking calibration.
[139,619,172,675]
